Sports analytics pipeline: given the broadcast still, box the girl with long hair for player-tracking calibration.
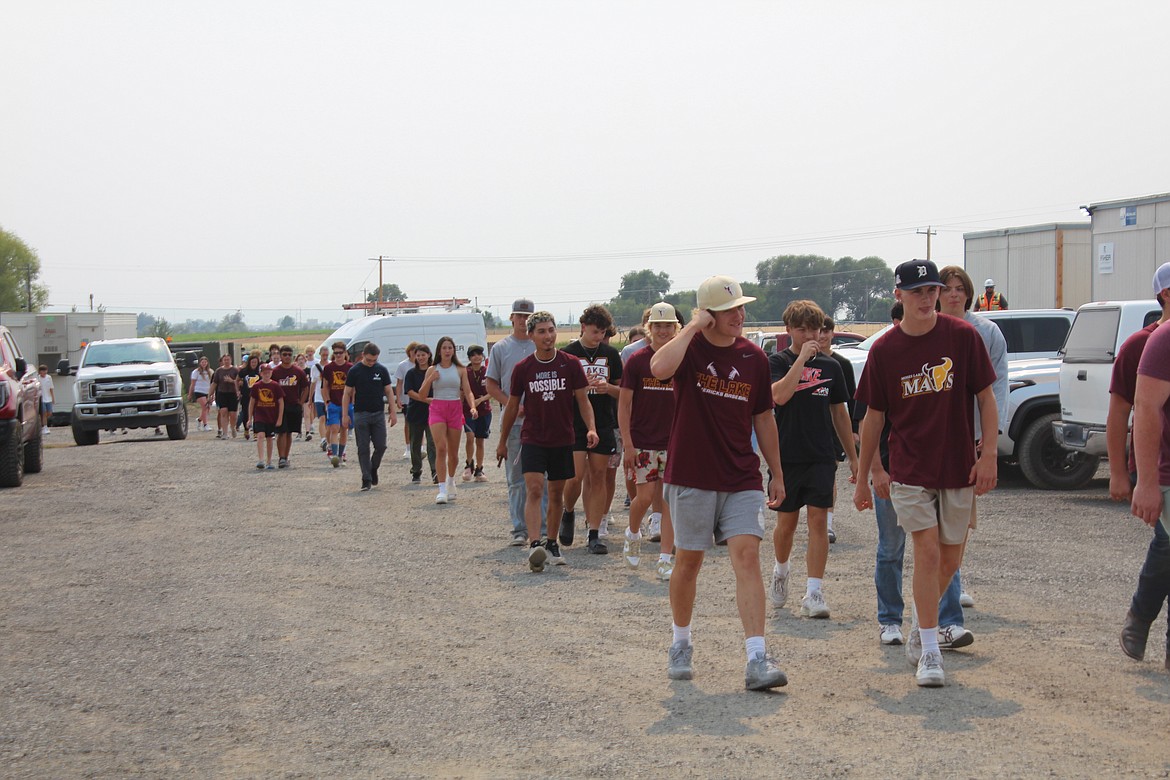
[189,355,213,431]
[419,336,479,504]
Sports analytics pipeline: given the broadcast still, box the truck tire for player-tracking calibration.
[1018,412,1099,490]
[72,417,99,446]
[166,406,188,440]
[24,426,43,474]
[0,429,23,487]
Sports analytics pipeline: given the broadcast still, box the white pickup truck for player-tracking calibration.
[1053,300,1163,459]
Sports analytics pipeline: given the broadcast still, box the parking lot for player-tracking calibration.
[2,423,1169,778]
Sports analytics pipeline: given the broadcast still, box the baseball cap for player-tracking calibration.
[983,278,996,287]
[1153,263,1170,294]
[894,260,945,290]
[511,298,535,316]
[646,302,678,323]
[696,276,756,312]
[466,344,485,356]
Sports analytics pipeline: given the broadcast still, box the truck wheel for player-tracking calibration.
[166,405,188,440]
[0,429,24,487]
[1018,412,1099,490]
[24,426,43,474]
[72,417,99,446]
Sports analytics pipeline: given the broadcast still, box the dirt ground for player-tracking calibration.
[2,416,1169,778]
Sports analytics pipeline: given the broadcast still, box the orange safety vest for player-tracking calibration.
[978,291,1005,311]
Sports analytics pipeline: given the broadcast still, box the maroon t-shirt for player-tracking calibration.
[663,333,773,492]
[620,345,674,450]
[464,365,490,417]
[250,379,282,425]
[1110,323,1158,474]
[270,364,309,405]
[509,350,588,448]
[321,361,351,405]
[856,314,996,489]
[1136,322,1170,486]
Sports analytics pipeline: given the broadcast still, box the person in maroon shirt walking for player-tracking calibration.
[853,260,998,688]
[650,276,788,692]
[270,345,309,469]
[496,311,597,573]
[248,363,283,470]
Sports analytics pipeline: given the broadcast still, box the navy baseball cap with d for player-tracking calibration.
[895,259,945,290]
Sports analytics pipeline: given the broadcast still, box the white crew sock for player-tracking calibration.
[806,577,823,596]
[672,623,692,646]
[745,635,766,661]
[827,511,834,531]
[920,626,940,656]
[659,553,673,563]
[774,560,790,577]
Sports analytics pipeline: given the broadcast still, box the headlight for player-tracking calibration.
[160,374,178,396]
[77,379,95,402]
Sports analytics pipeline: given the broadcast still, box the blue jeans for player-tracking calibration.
[1129,504,1170,637]
[874,495,964,627]
[505,424,546,536]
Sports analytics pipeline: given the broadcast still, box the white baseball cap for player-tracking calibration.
[647,302,678,323]
[696,276,756,312]
[1153,263,1170,294]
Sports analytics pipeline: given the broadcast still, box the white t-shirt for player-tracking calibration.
[39,374,54,402]
[190,369,212,395]
[310,362,325,403]
[394,357,413,405]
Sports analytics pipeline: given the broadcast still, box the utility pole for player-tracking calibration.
[916,226,937,261]
[25,266,31,312]
[369,256,392,314]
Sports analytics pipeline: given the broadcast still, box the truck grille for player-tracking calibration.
[93,377,164,402]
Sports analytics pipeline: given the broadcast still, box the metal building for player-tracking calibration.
[963,223,1092,309]
[1084,192,1170,302]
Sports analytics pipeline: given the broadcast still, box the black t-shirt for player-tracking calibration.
[768,349,849,464]
[404,367,432,425]
[238,367,260,397]
[563,340,623,431]
[345,361,391,413]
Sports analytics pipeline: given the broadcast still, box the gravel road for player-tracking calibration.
[2,416,1169,778]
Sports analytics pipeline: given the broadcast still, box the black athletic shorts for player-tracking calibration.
[215,392,239,412]
[278,403,303,434]
[573,425,617,455]
[252,421,277,436]
[520,443,576,482]
[776,461,837,513]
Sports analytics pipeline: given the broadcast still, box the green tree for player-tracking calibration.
[0,227,50,311]
[833,256,893,321]
[277,315,296,330]
[149,318,174,340]
[367,284,406,303]
[754,254,835,320]
[218,310,247,332]
[615,269,671,305]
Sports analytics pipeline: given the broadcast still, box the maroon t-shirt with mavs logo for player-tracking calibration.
[509,350,589,448]
[856,314,995,489]
[664,333,773,492]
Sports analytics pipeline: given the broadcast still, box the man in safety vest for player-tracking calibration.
[973,279,1008,311]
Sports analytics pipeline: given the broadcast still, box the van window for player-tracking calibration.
[1061,309,1120,363]
[1143,308,1162,328]
[994,317,1071,356]
[348,341,367,363]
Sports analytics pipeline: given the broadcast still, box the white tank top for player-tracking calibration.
[432,364,461,401]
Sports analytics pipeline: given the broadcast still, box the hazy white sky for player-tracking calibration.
[2,1,1167,326]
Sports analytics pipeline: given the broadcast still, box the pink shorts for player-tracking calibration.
[428,399,465,428]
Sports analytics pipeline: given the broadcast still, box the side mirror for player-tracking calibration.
[57,358,72,376]
[14,357,27,376]
[177,351,198,369]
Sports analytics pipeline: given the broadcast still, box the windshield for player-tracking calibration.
[82,340,173,367]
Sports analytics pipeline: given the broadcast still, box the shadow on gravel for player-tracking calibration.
[864,682,1022,730]
[615,572,671,599]
[1130,667,1170,704]
[649,680,785,736]
[769,613,862,639]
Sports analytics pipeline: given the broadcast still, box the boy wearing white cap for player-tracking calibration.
[650,276,788,691]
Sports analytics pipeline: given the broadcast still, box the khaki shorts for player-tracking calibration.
[630,448,667,484]
[890,482,975,546]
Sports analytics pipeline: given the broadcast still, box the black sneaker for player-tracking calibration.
[360,480,372,492]
[559,510,576,546]
[411,474,421,485]
[545,538,566,565]
[278,458,289,469]
[587,533,608,555]
[432,473,439,484]
[371,468,379,486]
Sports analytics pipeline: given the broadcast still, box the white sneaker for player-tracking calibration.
[800,590,830,619]
[462,465,473,482]
[880,624,903,645]
[655,558,674,581]
[916,650,945,687]
[623,528,641,569]
[938,625,974,649]
[599,516,610,537]
[648,513,662,542]
[960,591,975,608]
[41,426,50,435]
[402,447,410,459]
[769,566,790,609]
[446,477,457,501]
[435,486,448,505]
[905,626,922,667]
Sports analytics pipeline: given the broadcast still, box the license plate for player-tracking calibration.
[123,408,138,415]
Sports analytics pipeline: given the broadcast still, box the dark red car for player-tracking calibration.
[0,325,43,486]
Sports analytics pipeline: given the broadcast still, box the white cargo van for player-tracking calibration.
[320,311,488,365]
